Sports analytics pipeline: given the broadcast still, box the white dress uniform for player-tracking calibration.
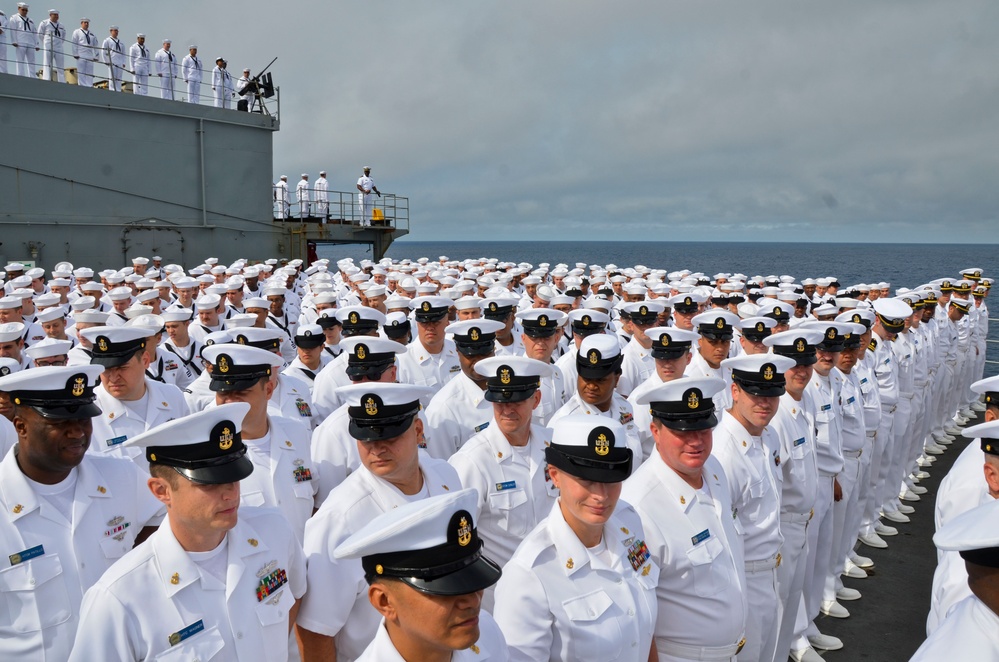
[129,40,150,95]
[534,368,567,427]
[314,175,329,218]
[423,372,493,460]
[618,337,654,397]
[161,339,203,390]
[628,372,669,460]
[621,453,747,662]
[36,17,64,81]
[269,373,317,430]
[448,422,558,574]
[357,174,375,225]
[154,46,177,99]
[9,11,36,77]
[494,500,658,662]
[71,25,99,87]
[548,390,643,465]
[69,508,306,662]
[181,52,202,103]
[239,415,318,545]
[212,64,234,108]
[913,596,999,661]
[685,351,733,411]
[0,451,164,661]
[281,353,331,392]
[357,613,508,661]
[494,333,525,357]
[396,337,461,403]
[147,345,184,388]
[711,411,784,662]
[88,379,190,465]
[298,458,459,662]
[0,417,16,458]
[554,345,579,398]
[295,177,310,217]
[100,35,126,91]
[0,12,7,75]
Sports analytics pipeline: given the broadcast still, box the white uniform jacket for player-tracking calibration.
[911,596,999,661]
[620,453,747,658]
[69,508,306,662]
[396,337,461,402]
[299,457,460,662]
[424,372,493,460]
[448,422,558,569]
[0,450,164,661]
[493,501,658,662]
[270,374,317,430]
[618,338,654,397]
[89,379,190,465]
[239,415,317,544]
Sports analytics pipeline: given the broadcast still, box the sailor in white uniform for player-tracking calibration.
[296,173,311,217]
[684,310,742,412]
[9,3,37,78]
[424,319,505,459]
[211,56,233,108]
[911,497,999,660]
[396,296,460,403]
[128,33,150,95]
[554,309,610,399]
[0,365,164,662]
[629,327,698,459]
[100,26,125,91]
[181,44,202,103]
[494,416,658,662]
[298,383,459,662]
[334,489,508,661]
[623,378,748,662]
[314,170,329,218]
[281,323,331,390]
[617,301,666,397]
[81,325,189,466]
[449,356,558,591]
[71,18,99,87]
[37,9,63,81]
[516,308,568,425]
[356,166,380,226]
[69,404,307,662]
[153,38,176,99]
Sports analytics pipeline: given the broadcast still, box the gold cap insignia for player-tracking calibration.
[217,355,230,373]
[457,516,472,547]
[772,306,781,315]
[489,302,498,312]
[538,314,548,327]
[686,389,699,410]
[763,364,775,381]
[364,396,378,416]
[594,432,610,456]
[235,335,247,345]
[684,296,693,306]
[96,337,109,352]
[795,338,806,352]
[349,311,359,324]
[219,426,234,450]
[852,314,861,323]
[755,322,765,332]
[588,349,599,365]
[499,367,512,385]
[72,376,86,397]
[660,334,670,346]
[469,328,480,341]
[639,305,649,316]
[715,317,725,329]
[826,328,836,340]
[421,301,431,312]
[581,314,591,326]
[355,344,367,360]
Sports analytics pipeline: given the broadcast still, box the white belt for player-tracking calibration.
[843,448,863,458]
[745,552,781,573]
[656,636,746,660]
[781,509,813,524]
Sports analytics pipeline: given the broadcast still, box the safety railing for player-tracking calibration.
[0,31,278,117]
[272,187,409,231]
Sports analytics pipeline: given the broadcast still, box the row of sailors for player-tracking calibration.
[0,5,248,106]
[0,256,990,660]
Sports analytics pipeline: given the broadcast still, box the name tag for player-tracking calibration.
[9,544,44,566]
[691,529,710,546]
[860,378,868,385]
[884,358,891,365]
[820,404,831,411]
[449,365,461,372]
[106,435,127,447]
[793,437,806,447]
[473,421,490,433]
[846,396,856,404]
[168,620,204,647]
[495,480,517,492]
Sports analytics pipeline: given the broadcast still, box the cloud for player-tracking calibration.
[52,1,999,242]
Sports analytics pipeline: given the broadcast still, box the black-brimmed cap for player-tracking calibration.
[80,326,152,368]
[633,377,725,431]
[722,355,795,398]
[516,308,566,338]
[576,334,623,379]
[446,319,502,357]
[124,402,253,485]
[341,383,432,442]
[411,296,451,323]
[545,416,632,483]
[203,345,282,392]
[474,356,552,403]
[647,327,698,360]
[0,365,104,420]
[764,329,824,366]
[692,311,740,341]
[342,337,407,381]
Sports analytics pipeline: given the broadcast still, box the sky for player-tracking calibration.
[47,1,999,242]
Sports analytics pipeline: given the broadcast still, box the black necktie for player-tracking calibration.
[168,52,173,62]
[140,45,146,57]
[53,24,60,38]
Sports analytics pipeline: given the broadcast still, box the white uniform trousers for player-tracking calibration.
[160,74,174,99]
[862,407,894,536]
[41,45,63,81]
[793,474,833,651]
[15,44,36,77]
[358,192,372,225]
[776,517,809,661]
[882,394,911,514]
[738,563,781,662]
[187,78,200,103]
[132,71,148,95]
[823,450,862,602]
[76,56,94,87]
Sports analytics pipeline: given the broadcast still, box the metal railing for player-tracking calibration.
[272,187,409,231]
[1,34,278,118]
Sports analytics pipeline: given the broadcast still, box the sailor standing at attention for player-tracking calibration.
[624,377,748,662]
[68,403,307,662]
[71,17,98,87]
[9,3,37,78]
[314,170,330,219]
[356,166,380,226]
[0,365,164,661]
[128,33,149,95]
[100,25,125,91]
[154,38,176,99]
[211,56,233,108]
[36,9,63,81]
[296,173,311,218]
[181,44,202,103]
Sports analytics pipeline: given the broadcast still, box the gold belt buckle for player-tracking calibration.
[736,638,746,654]
[776,553,782,568]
